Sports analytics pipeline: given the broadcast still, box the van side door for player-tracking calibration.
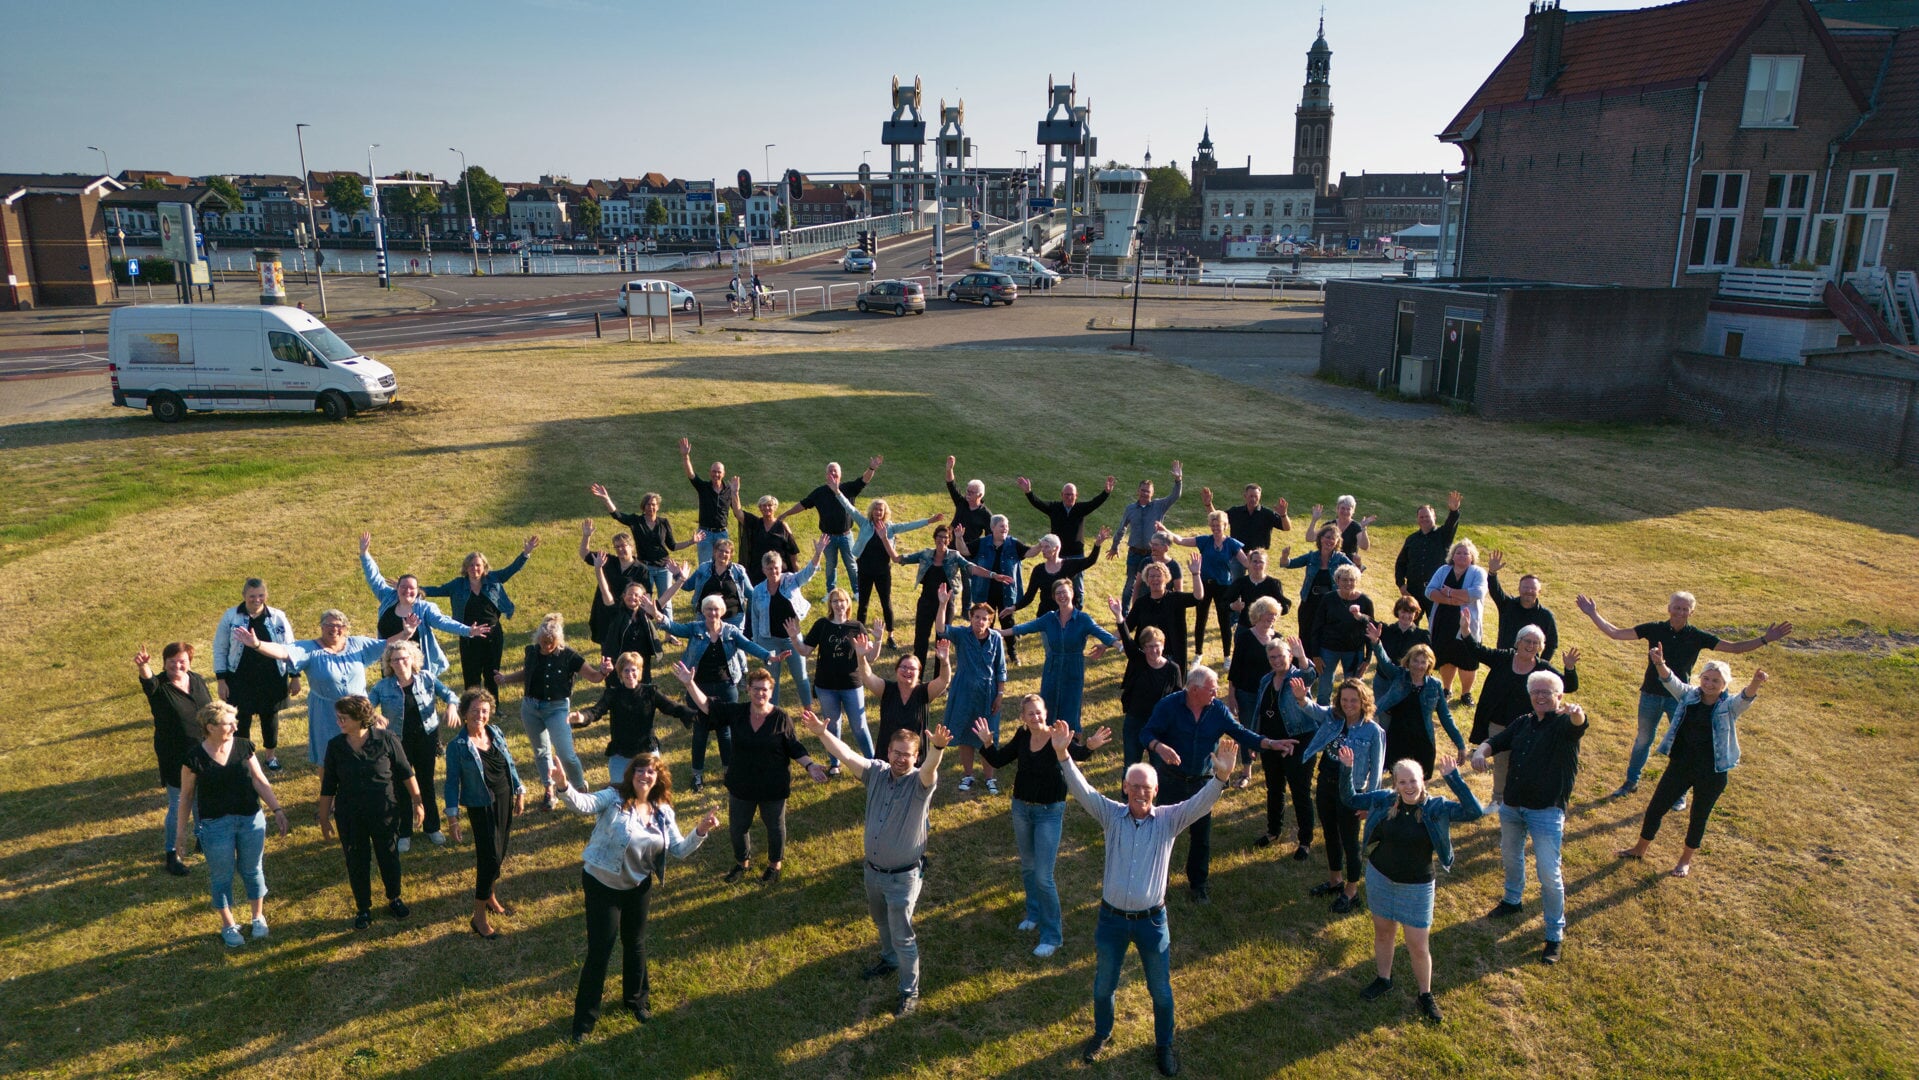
[191,320,268,410]
[266,330,324,410]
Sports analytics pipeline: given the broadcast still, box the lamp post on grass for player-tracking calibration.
[450,146,480,275]
[295,124,329,315]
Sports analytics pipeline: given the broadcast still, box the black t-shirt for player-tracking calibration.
[878,683,932,765]
[946,481,992,552]
[805,619,863,691]
[613,513,677,566]
[1227,625,1271,692]
[320,729,413,816]
[229,609,286,700]
[1633,621,1720,697]
[588,682,697,757]
[523,645,587,701]
[185,738,261,819]
[767,590,798,640]
[739,516,799,584]
[376,604,428,645]
[603,607,658,663]
[1304,560,1339,606]
[1225,504,1287,551]
[713,704,808,801]
[1671,699,1715,758]
[698,568,745,622]
[1378,624,1431,667]
[1312,592,1376,653]
[979,725,1091,804]
[1228,574,1289,616]
[461,588,502,627]
[689,477,731,531]
[1339,520,1365,561]
[799,478,868,535]
[1128,591,1201,670]
[693,636,730,686]
[1368,806,1437,885]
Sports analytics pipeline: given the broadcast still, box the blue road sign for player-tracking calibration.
[1346,237,1362,251]
[127,258,141,277]
[971,212,982,230]
[1028,197,1056,210]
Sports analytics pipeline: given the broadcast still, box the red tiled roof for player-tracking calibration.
[1826,25,1898,88]
[1441,0,1865,139]
[1844,27,1919,148]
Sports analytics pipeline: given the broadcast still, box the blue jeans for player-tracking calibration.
[1317,648,1365,702]
[1122,550,1150,607]
[1232,688,1258,727]
[607,753,635,788]
[163,784,183,853]
[1626,692,1681,785]
[864,864,923,995]
[823,532,858,596]
[1122,708,1152,767]
[815,686,871,765]
[198,810,268,912]
[1010,799,1065,947]
[1093,904,1175,1047]
[696,528,729,570]
[645,565,676,623]
[522,697,585,790]
[753,634,811,709]
[1499,803,1567,942]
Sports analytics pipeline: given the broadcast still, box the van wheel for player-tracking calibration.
[318,391,353,422]
[149,392,186,423]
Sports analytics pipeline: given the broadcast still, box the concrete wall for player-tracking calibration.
[1667,351,1919,465]
[1477,286,1710,420]
[1702,308,1845,362]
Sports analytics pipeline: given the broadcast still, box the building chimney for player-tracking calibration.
[1526,0,1566,100]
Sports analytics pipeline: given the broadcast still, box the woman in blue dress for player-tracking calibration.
[234,609,416,765]
[1004,579,1117,733]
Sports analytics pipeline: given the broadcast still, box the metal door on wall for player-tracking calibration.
[1439,316,1481,402]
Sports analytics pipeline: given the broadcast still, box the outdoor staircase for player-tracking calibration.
[1891,270,1919,345]
[1846,268,1913,345]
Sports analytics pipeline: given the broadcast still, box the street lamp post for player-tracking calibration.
[89,146,119,298]
[450,147,480,275]
[87,145,110,179]
[368,144,389,289]
[295,124,329,315]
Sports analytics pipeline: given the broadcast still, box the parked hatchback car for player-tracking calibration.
[947,272,1018,307]
[855,279,925,316]
[618,279,698,313]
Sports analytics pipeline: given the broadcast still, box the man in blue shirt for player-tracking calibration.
[1141,666,1296,901]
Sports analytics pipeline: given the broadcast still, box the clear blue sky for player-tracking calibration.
[2,0,1672,184]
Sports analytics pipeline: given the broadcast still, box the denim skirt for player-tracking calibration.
[1363,863,1435,929]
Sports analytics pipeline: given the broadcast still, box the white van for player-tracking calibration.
[990,254,1061,290]
[109,305,397,422]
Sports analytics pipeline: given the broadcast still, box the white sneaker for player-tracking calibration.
[427,831,447,846]
[1017,919,1038,932]
[1033,943,1058,958]
[984,778,1000,796]
[250,915,269,940]
[958,776,975,792]
[221,925,245,949]
[397,837,411,853]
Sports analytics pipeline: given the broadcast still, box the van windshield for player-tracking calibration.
[300,326,358,362]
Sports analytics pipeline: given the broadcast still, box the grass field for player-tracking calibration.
[2,336,1916,1079]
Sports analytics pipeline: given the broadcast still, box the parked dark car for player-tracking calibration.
[947,272,1018,307]
[856,279,926,316]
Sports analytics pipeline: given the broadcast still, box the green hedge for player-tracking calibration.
[110,257,176,285]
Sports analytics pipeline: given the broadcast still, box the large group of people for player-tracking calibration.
[135,449,1786,1073]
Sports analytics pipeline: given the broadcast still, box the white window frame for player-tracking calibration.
[1841,169,1896,270]
[1759,171,1813,265]
[1742,55,1802,128]
[1688,171,1747,270]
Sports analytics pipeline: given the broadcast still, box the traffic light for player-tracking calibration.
[737,169,753,200]
[859,231,875,255]
[786,169,803,201]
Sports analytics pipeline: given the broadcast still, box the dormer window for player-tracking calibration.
[1742,56,1801,127]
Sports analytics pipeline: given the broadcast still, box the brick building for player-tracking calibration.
[1,173,118,309]
[1439,0,1910,288]
[1336,171,1446,243]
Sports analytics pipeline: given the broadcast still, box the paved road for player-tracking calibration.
[0,224,986,377]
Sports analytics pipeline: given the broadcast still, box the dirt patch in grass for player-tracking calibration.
[1778,625,1919,654]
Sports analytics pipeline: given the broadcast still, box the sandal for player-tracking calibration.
[1615,848,1645,860]
[1670,864,1692,878]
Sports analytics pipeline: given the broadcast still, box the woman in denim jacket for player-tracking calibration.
[1289,675,1387,914]
[1617,645,1769,878]
[368,640,459,848]
[1336,745,1485,1025]
[444,689,525,937]
[747,536,827,707]
[653,593,781,792]
[421,535,538,696]
[359,533,491,679]
[1365,623,1466,777]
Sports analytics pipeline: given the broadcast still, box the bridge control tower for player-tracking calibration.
[881,76,926,228]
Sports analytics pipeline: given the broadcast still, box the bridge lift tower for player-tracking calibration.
[1036,75,1093,261]
[933,98,969,294]
[881,76,926,232]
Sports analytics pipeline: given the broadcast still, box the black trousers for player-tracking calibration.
[1640,752,1730,849]
[394,721,440,837]
[1154,767,1213,889]
[460,629,505,699]
[689,680,737,774]
[339,810,402,912]
[1315,757,1362,876]
[911,585,943,667]
[728,795,787,864]
[231,699,282,751]
[1193,586,1236,658]
[1297,597,1324,658]
[575,869,653,1034]
[857,555,896,633]
[467,803,511,901]
[1262,748,1316,844]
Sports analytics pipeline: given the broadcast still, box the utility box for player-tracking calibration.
[1398,355,1431,397]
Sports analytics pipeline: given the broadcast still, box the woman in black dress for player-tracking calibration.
[137,643,210,877]
[1122,556,1203,672]
[674,665,828,885]
[1106,601,1186,766]
[317,696,425,930]
[1423,540,1488,704]
[446,689,526,938]
[1282,524,1355,662]
[580,519,655,650]
[595,554,670,683]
